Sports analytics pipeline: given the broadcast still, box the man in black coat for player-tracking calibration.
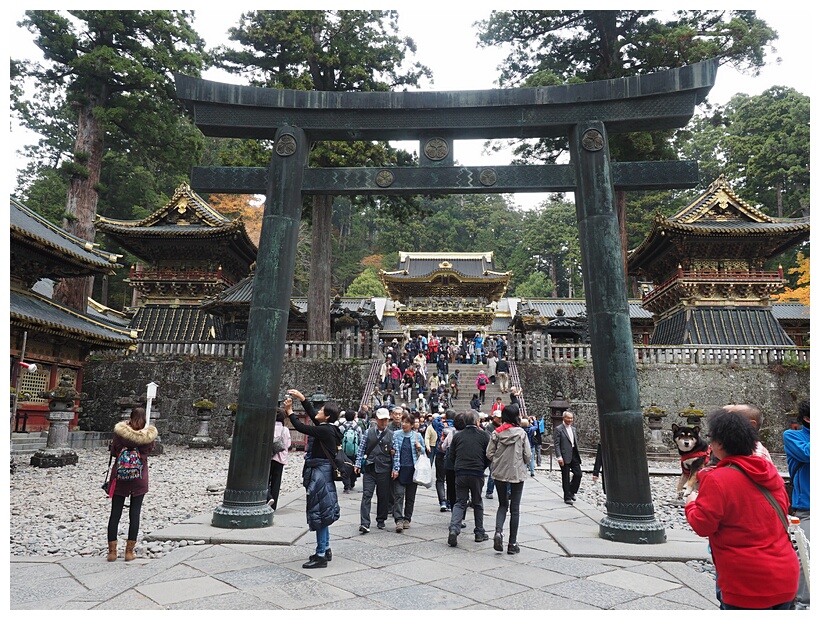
[554,410,582,504]
[447,411,490,547]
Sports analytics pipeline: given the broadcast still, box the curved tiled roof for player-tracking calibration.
[10,288,136,347]
[10,198,121,272]
[515,299,653,320]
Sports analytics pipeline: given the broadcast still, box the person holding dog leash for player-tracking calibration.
[685,407,798,610]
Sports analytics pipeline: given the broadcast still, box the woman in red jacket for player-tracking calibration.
[685,407,798,610]
[106,407,157,561]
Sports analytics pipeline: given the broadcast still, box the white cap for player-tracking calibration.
[375,408,390,419]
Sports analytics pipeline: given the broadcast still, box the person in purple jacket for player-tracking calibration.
[106,407,157,561]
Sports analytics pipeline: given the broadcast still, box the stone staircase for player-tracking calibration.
[447,362,508,412]
[10,431,48,456]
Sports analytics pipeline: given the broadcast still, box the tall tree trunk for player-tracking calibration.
[308,194,333,341]
[53,96,105,312]
[550,256,558,297]
[616,190,629,287]
[776,179,783,217]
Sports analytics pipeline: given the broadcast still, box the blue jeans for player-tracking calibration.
[315,526,330,556]
[486,466,495,495]
[719,601,792,610]
[528,446,535,475]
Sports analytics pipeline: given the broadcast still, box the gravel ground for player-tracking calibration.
[9,446,710,577]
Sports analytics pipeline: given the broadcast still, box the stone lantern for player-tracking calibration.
[548,391,571,430]
[189,398,215,448]
[30,373,85,467]
[678,403,705,427]
[309,386,330,411]
[643,403,667,451]
[115,391,145,422]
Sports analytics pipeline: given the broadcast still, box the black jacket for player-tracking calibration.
[450,425,490,475]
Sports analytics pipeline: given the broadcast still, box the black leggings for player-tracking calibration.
[107,494,144,542]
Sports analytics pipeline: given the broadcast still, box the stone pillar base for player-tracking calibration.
[211,503,273,529]
[188,437,213,449]
[30,449,78,468]
[599,515,667,544]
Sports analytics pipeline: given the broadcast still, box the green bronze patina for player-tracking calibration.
[175,59,719,541]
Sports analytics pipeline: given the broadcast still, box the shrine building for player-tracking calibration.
[96,183,257,342]
[627,176,810,345]
[10,198,137,431]
[378,251,511,341]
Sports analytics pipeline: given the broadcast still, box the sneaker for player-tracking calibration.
[493,532,503,552]
[507,543,520,555]
[359,525,370,534]
[302,556,327,569]
[461,521,467,528]
[440,503,448,512]
[325,548,332,561]
[485,493,493,499]
[395,521,404,532]
[266,499,276,508]
[344,489,351,494]
[447,531,458,547]
[475,532,489,542]
[377,522,386,530]
[402,520,410,529]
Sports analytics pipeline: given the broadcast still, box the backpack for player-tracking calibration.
[478,375,487,386]
[116,446,143,481]
[342,426,360,458]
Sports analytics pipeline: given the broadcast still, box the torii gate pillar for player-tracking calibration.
[570,121,664,543]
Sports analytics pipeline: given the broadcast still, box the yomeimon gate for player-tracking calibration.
[175,58,719,543]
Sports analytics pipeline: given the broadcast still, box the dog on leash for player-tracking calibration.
[672,424,712,498]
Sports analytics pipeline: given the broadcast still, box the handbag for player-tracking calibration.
[413,453,433,488]
[101,453,114,496]
[318,438,353,482]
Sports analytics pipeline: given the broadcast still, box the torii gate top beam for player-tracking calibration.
[174,59,717,142]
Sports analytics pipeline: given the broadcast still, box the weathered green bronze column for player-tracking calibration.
[569,121,665,544]
[212,126,308,528]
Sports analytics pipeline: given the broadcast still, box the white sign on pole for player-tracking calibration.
[145,382,159,426]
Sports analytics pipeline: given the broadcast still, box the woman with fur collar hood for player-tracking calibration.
[106,407,157,562]
[485,404,531,555]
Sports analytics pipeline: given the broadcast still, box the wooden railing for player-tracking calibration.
[510,333,808,367]
[131,333,378,360]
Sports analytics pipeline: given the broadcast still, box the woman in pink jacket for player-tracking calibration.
[685,407,798,610]
[267,408,292,512]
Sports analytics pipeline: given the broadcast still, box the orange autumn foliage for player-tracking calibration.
[209,194,264,247]
[773,252,810,307]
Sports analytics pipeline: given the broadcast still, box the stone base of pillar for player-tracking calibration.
[188,437,213,449]
[211,502,273,529]
[30,449,79,468]
[599,515,667,544]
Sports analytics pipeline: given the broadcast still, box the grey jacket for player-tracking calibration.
[486,425,531,483]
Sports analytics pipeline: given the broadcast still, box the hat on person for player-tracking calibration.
[479,412,488,419]
[432,413,441,418]
[375,407,390,419]
[491,409,502,418]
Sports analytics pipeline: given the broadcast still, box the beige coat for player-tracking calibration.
[486,425,531,483]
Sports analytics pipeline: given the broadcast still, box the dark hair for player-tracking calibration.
[345,410,356,422]
[401,412,415,426]
[798,400,810,423]
[501,404,520,426]
[322,401,341,424]
[276,408,286,424]
[707,407,758,457]
[130,407,146,430]
[453,412,468,431]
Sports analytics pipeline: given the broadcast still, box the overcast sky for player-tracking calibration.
[7,5,814,209]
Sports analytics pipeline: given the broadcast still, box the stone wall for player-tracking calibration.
[82,357,807,453]
[516,363,809,454]
[82,357,372,446]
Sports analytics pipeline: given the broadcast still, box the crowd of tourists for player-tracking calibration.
[372,332,511,413]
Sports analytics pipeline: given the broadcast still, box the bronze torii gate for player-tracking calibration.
[175,59,718,544]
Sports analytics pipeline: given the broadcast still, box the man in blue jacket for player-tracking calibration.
[784,400,810,610]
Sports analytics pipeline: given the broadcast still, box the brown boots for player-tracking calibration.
[124,539,137,561]
[107,541,117,562]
